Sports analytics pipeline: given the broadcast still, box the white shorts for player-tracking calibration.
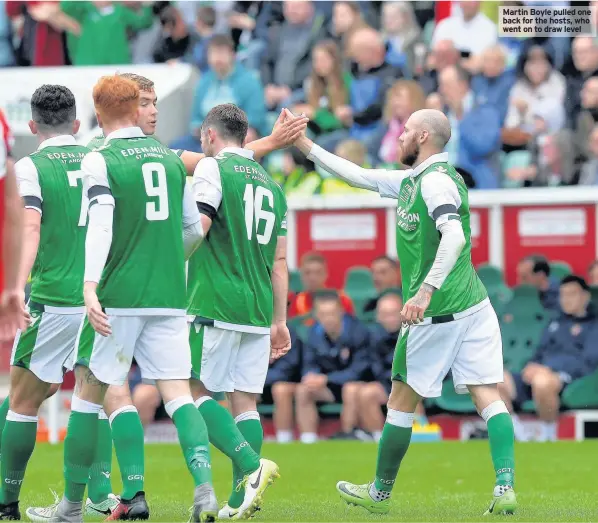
[190,320,270,394]
[11,303,83,383]
[393,299,503,398]
[75,315,191,386]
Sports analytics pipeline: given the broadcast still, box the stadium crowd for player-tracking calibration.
[3,1,598,191]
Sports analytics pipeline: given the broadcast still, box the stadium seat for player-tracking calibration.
[549,261,572,281]
[319,403,343,415]
[521,400,536,413]
[501,284,547,323]
[477,264,504,287]
[501,317,546,373]
[289,270,303,293]
[477,265,512,316]
[257,404,275,415]
[590,286,598,311]
[287,314,313,342]
[562,369,598,409]
[343,267,377,319]
[434,379,477,413]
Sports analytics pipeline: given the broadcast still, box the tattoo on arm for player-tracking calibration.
[421,283,437,295]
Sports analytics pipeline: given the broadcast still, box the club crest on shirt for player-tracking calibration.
[340,347,351,363]
[571,324,582,336]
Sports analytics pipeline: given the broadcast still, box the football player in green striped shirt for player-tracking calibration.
[0,85,89,521]
[38,75,217,523]
[292,109,517,516]
[187,104,289,520]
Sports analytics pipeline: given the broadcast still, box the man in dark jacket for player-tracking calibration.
[263,326,303,443]
[294,291,370,443]
[564,37,598,129]
[499,275,598,441]
[516,255,560,314]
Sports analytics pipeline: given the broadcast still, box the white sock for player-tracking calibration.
[372,430,382,443]
[276,430,293,443]
[300,432,317,444]
[544,421,557,441]
[511,414,528,442]
[369,483,391,502]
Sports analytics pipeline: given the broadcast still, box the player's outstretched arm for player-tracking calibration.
[291,116,409,197]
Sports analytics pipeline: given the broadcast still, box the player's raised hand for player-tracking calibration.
[401,284,434,325]
[270,322,291,362]
[0,289,26,343]
[84,284,111,337]
[270,108,309,149]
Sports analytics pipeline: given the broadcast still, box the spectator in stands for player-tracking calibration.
[170,35,267,152]
[332,1,368,57]
[60,1,154,65]
[432,1,497,72]
[379,80,426,165]
[499,275,598,441]
[292,40,351,138]
[439,65,501,189]
[289,252,355,318]
[565,37,598,129]
[588,260,598,286]
[318,27,402,161]
[419,39,461,96]
[295,292,370,442]
[471,45,514,126]
[128,366,162,427]
[574,77,598,161]
[578,125,598,186]
[228,1,275,70]
[152,4,192,64]
[363,256,400,314]
[318,139,375,195]
[261,0,328,110]
[503,45,566,148]
[516,255,560,313]
[380,1,422,73]
[189,6,216,72]
[263,326,303,443]
[0,1,14,66]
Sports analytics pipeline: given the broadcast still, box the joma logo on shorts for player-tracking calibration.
[4,479,22,485]
[127,475,144,481]
[235,442,249,452]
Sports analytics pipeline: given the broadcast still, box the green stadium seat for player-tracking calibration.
[477,264,504,287]
[287,313,313,342]
[501,317,546,373]
[501,284,548,323]
[476,265,512,315]
[590,286,598,311]
[550,261,572,281]
[344,267,377,319]
[289,270,303,293]
[257,404,274,415]
[562,370,598,409]
[434,379,477,413]
[319,403,343,415]
[521,400,536,413]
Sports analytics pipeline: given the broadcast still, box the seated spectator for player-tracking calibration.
[295,292,370,442]
[332,1,368,58]
[471,45,515,126]
[60,1,154,65]
[380,1,423,73]
[516,255,560,313]
[318,27,402,161]
[499,275,598,441]
[425,92,444,111]
[419,39,461,95]
[187,5,216,72]
[152,4,192,64]
[293,40,352,137]
[261,0,329,110]
[128,365,162,428]
[363,256,400,314]
[263,326,303,443]
[574,77,598,161]
[564,37,598,129]
[318,140,376,195]
[439,65,501,189]
[432,1,497,72]
[588,260,598,286]
[503,45,565,148]
[289,253,355,318]
[170,35,267,152]
[378,80,426,165]
[228,1,274,70]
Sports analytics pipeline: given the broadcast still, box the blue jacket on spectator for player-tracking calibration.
[531,307,598,380]
[540,278,561,314]
[265,327,303,385]
[454,102,502,189]
[302,315,370,386]
[368,325,398,385]
[472,70,515,126]
[189,62,267,136]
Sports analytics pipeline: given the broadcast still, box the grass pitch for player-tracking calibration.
[22,440,596,522]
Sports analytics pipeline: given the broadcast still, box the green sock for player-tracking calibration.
[64,409,100,503]
[0,413,37,503]
[486,411,515,487]
[228,412,263,509]
[0,397,9,460]
[197,398,260,475]
[171,403,212,486]
[373,413,413,493]
[111,408,145,500]
[87,412,113,503]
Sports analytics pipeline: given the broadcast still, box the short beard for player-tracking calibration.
[401,143,420,167]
